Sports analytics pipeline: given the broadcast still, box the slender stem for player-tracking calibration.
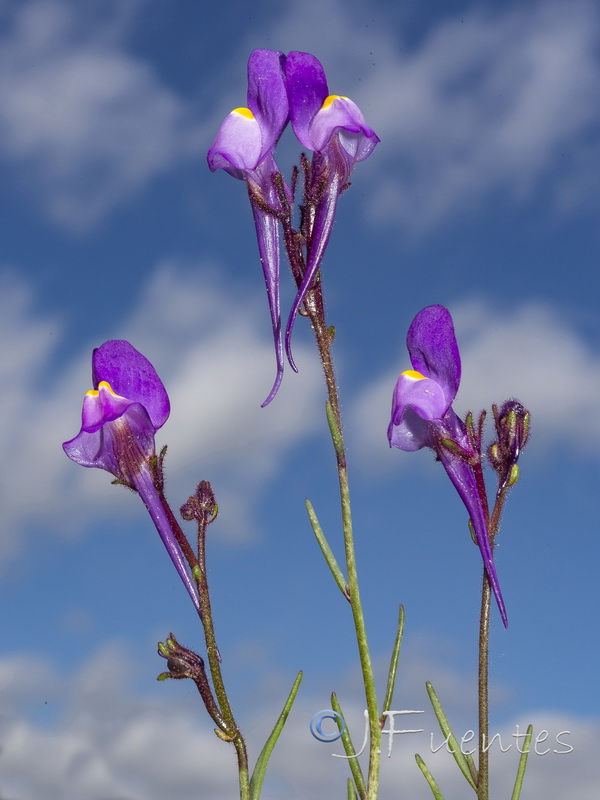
[477,573,491,800]
[473,454,510,800]
[470,455,491,800]
[303,286,381,799]
[196,497,250,799]
[181,485,249,800]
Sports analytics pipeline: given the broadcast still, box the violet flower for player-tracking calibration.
[283,51,380,368]
[208,49,289,406]
[387,306,508,627]
[63,340,200,613]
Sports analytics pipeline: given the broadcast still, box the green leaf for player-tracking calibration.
[425,682,477,790]
[305,499,349,599]
[249,671,303,800]
[510,724,533,800]
[325,400,344,457]
[330,692,367,799]
[415,753,445,800]
[381,605,405,715]
[347,777,359,800]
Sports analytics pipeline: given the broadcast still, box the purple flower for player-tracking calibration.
[283,51,379,368]
[387,306,508,627]
[63,341,200,613]
[208,49,289,406]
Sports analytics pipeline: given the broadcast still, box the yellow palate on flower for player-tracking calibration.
[322,94,349,109]
[86,381,124,399]
[232,107,254,119]
[402,369,427,380]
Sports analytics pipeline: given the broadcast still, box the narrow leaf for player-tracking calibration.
[347,777,359,800]
[426,682,477,790]
[326,400,344,457]
[415,754,445,800]
[305,499,349,599]
[382,605,405,715]
[510,724,533,800]
[249,671,303,800]
[331,692,367,799]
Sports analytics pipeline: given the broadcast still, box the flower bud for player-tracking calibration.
[488,400,530,489]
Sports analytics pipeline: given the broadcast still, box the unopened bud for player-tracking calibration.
[488,400,530,491]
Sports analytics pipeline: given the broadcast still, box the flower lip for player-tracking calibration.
[307,95,379,158]
[81,381,131,433]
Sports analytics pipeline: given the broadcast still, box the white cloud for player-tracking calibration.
[2,0,597,233]
[0,0,201,230]
[0,644,596,799]
[267,0,600,233]
[350,299,600,467]
[0,263,322,568]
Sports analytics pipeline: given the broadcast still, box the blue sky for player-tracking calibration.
[0,0,599,797]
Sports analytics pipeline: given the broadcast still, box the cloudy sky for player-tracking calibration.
[0,0,598,797]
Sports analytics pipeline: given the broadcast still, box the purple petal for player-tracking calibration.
[285,51,329,150]
[92,341,169,432]
[247,49,289,159]
[207,108,263,175]
[308,95,379,158]
[407,306,461,406]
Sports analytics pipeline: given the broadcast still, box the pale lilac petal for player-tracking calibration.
[308,96,379,157]
[207,109,263,176]
[387,407,431,452]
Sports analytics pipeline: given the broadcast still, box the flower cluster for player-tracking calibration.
[208,49,379,405]
[388,306,512,627]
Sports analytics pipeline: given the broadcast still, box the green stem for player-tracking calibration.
[477,572,491,800]
[182,486,249,800]
[304,286,380,799]
[472,457,510,800]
